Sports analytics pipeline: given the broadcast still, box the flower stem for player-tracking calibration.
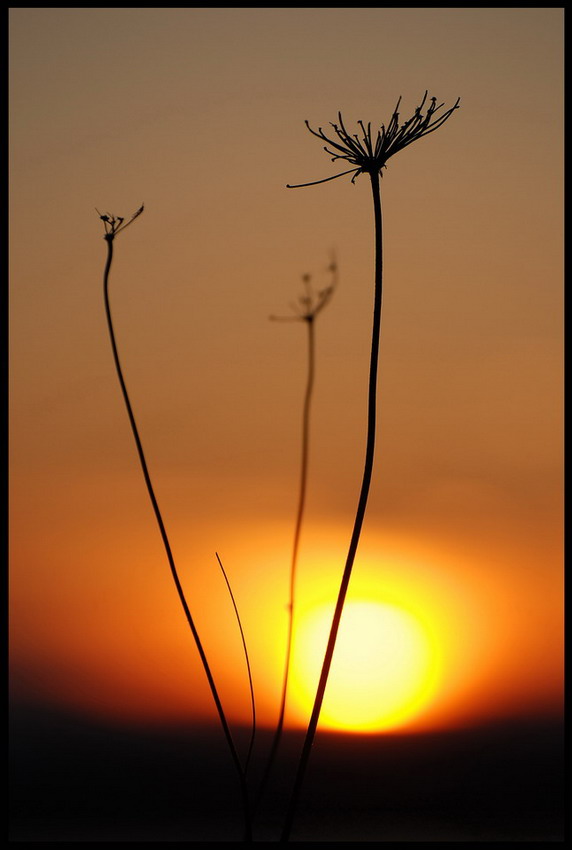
[280,170,383,842]
[102,235,252,842]
[257,316,315,806]
[216,552,257,775]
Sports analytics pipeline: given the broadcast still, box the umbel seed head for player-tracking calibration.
[287,92,460,188]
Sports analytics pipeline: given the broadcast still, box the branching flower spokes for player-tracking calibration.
[271,259,338,323]
[287,91,460,188]
[97,204,145,239]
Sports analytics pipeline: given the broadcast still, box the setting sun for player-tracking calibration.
[290,600,440,733]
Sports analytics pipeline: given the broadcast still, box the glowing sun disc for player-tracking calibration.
[291,600,439,732]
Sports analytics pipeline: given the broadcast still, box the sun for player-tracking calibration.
[290,600,440,733]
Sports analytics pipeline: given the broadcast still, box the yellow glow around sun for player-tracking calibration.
[290,600,440,733]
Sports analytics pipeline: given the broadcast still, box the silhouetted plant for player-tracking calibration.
[216,552,257,774]
[98,207,253,841]
[281,92,460,841]
[257,261,337,807]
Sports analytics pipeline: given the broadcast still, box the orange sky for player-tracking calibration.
[9,8,563,734]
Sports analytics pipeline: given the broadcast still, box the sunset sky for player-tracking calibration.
[9,8,563,737]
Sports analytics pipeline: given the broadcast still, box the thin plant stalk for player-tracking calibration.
[280,175,382,841]
[256,268,336,809]
[216,552,257,774]
[276,315,315,754]
[257,314,315,806]
[280,93,459,842]
[99,208,252,842]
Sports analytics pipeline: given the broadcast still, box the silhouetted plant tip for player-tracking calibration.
[258,260,337,811]
[270,261,337,323]
[215,552,257,775]
[287,92,460,188]
[281,93,459,843]
[98,207,252,842]
[96,204,144,239]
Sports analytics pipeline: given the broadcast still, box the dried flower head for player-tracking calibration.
[287,92,460,188]
[271,259,338,322]
[97,204,144,239]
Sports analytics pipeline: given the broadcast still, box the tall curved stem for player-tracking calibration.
[102,236,252,841]
[216,552,257,775]
[280,171,383,842]
[258,316,315,805]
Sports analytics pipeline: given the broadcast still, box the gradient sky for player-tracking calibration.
[9,8,563,733]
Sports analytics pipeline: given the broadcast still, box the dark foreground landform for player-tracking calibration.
[10,701,563,842]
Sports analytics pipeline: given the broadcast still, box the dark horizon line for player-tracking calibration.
[9,695,563,739]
